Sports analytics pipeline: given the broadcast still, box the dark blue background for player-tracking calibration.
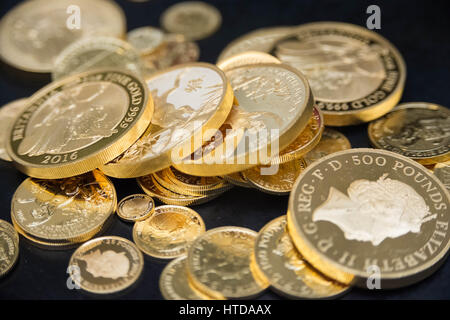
[0,0,449,299]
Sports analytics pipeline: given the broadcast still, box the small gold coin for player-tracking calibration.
[368,102,450,165]
[187,226,268,299]
[254,216,350,299]
[159,255,212,300]
[11,170,116,245]
[133,205,205,259]
[434,162,450,191]
[68,236,144,294]
[222,172,253,188]
[0,219,19,277]
[0,98,28,161]
[217,51,281,71]
[288,148,450,288]
[161,1,222,41]
[7,69,153,179]
[304,128,351,165]
[117,194,155,222]
[127,26,166,55]
[243,158,308,195]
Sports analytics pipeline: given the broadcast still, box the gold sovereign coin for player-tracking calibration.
[304,128,351,165]
[434,162,450,191]
[243,158,308,195]
[0,219,19,277]
[101,63,233,178]
[275,22,406,126]
[68,236,144,294]
[159,255,212,300]
[133,205,205,259]
[11,170,116,245]
[0,98,28,161]
[161,1,222,41]
[0,0,126,73]
[187,226,268,299]
[287,148,450,288]
[217,51,280,71]
[368,102,450,165]
[254,216,350,299]
[52,37,145,80]
[117,194,155,222]
[127,26,166,56]
[7,69,153,179]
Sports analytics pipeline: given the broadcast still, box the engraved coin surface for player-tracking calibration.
[11,170,116,244]
[275,22,406,126]
[68,236,144,294]
[368,102,450,164]
[287,148,450,288]
[7,70,153,179]
[187,226,268,299]
[254,216,349,299]
[304,128,351,165]
[159,255,211,300]
[434,162,450,191]
[52,37,145,80]
[127,26,165,55]
[0,219,19,277]
[117,194,155,222]
[0,0,126,73]
[217,51,280,71]
[133,205,205,259]
[101,63,233,178]
[0,98,28,161]
[161,1,221,40]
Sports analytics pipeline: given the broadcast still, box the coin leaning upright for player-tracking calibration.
[287,148,450,288]
[7,69,153,179]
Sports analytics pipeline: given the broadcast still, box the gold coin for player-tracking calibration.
[0,0,126,73]
[68,236,144,294]
[243,158,308,195]
[222,172,253,189]
[434,162,450,191]
[254,216,350,299]
[271,106,324,164]
[217,51,280,71]
[187,226,268,299]
[101,63,233,178]
[0,98,28,161]
[159,255,212,300]
[275,22,406,126]
[117,194,155,222]
[368,102,450,165]
[133,205,205,259]
[52,37,145,80]
[11,170,116,244]
[173,63,314,176]
[304,128,351,165]
[161,1,222,41]
[287,148,450,288]
[127,26,166,56]
[0,219,19,277]
[7,69,153,179]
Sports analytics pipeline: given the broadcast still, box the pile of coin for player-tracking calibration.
[0,0,449,300]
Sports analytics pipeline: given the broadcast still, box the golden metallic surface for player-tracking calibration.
[217,51,280,71]
[0,0,126,73]
[254,216,350,299]
[222,172,253,189]
[133,205,205,259]
[275,22,406,126]
[368,102,450,165]
[52,37,145,80]
[68,236,144,294]
[173,63,314,176]
[304,128,351,165]
[434,162,450,191]
[187,226,268,299]
[243,158,308,195]
[117,194,155,222]
[271,106,324,164]
[7,69,153,179]
[288,148,450,288]
[161,1,222,41]
[101,63,234,178]
[0,98,28,161]
[11,170,116,244]
[0,219,19,277]
[127,26,166,55]
[159,255,212,300]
